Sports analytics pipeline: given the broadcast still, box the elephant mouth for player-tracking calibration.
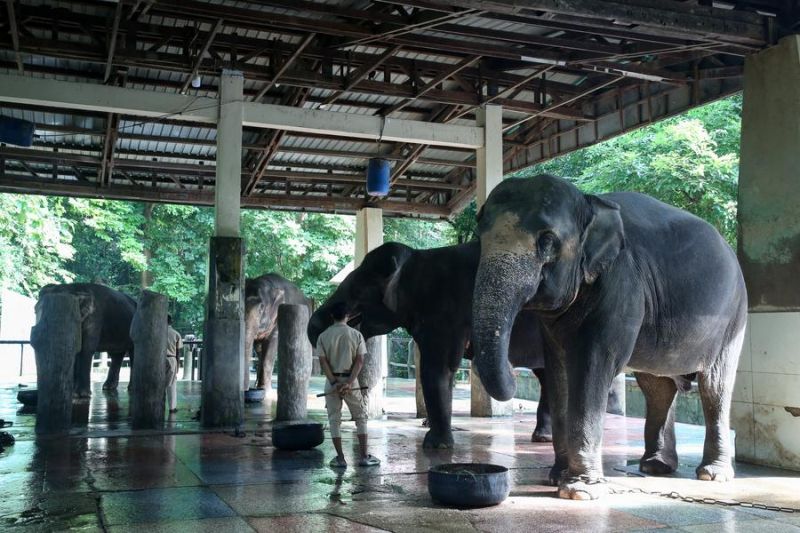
[347,312,362,328]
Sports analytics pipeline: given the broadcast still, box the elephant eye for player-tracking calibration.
[537,232,558,257]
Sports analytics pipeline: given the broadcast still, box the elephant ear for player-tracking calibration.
[581,195,625,284]
[382,255,406,314]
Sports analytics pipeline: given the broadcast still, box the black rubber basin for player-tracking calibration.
[271,421,324,451]
[428,463,510,507]
[17,390,37,407]
[244,388,265,403]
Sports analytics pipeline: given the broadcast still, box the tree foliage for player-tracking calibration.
[513,95,741,246]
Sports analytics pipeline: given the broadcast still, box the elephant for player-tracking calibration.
[307,241,553,449]
[36,283,137,399]
[471,174,747,500]
[244,273,313,391]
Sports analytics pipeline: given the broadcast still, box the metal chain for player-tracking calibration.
[606,473,799,513]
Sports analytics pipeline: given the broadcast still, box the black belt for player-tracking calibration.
[333,372,351,376]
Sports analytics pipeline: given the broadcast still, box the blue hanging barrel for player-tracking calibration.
[0,116,35,147]
[366,158,391,196]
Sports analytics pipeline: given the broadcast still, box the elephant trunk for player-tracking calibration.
[472,252,540,402]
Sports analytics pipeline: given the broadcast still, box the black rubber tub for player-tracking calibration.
[271,421,324,451]
[428,463,510,507]
[244,388,265,403]
[17,390,37,407]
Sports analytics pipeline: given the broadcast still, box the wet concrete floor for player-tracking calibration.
[1,375,799,532]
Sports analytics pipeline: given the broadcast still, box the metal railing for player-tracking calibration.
[0,339,31,376]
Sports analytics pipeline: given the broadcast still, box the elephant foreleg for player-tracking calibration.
[635,372,678,475]
[103,351,126,391]
[532,367,552,442]
[73,348,93,399]
[255,333,278,391]
[543,342,568,485]
[420,340,457,449]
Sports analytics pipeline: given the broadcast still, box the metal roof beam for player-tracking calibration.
[0,73,484,149]
[5,0,23,72]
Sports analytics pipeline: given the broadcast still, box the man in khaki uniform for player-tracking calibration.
[316,301,380,468]
[165,314,183,413]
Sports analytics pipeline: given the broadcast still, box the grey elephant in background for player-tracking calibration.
[471,174,747,500]
[36,283,136,398]
[244,273,313,391]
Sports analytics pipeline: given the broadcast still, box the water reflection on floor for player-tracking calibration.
[1,377,798,532]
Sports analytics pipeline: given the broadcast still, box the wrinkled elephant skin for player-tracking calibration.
[471,175,747,500]
[307,241,553,449]
[244,274,313,391]
[36,283,136,399]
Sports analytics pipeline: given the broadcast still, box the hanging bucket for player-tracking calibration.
[0,116,35,147]
[366,158,391,196]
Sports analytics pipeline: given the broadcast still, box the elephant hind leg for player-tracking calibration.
[103,351,126,390]
[531,367,552,442]
[696,328,744,482]
[635,372,678,475]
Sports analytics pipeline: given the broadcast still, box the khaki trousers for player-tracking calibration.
[325,376,367,438]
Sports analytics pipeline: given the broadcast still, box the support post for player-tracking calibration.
[606,373,626,416]
[215,70,243,237]
[202,69,245,428]
[733,34,800,470]
[275,304,312,422]
[30,293,81,434]
[355,207,387,418]
[471,104,512,418]
[413,342,427,419]
[202,237,245,427]
[181,345,192,380]
[129,290,168,430]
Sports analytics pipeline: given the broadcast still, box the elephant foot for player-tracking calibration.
[548,463,567,486]
[558,475,608,501]
[696,461,734,482]
[73,389,91,400]
[422,429,454,449]
[639,454,677,475]
[102,381,118,391]
[531,428,552,443]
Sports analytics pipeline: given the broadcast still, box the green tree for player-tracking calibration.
[515,95,741,246]
[0,195,75,295]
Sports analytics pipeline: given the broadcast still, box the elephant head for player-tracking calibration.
[471,175,625,400]
[307,242,412,346]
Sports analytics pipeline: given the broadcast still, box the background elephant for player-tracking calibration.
[244,273,313,391]
[471,174,747,500]
[36,283,136,398]
[307,241,552,449]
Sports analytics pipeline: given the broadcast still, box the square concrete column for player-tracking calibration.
[202,69,245,428]
[733,35,800,470]
[356,207,387,418]
[471,104,513,418]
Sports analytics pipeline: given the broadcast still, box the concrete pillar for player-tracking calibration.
[215,69,243,237]
[202,237,245,428]
[275,304,312,422]
[355,207,387,418]
[30,293,81,434]
[471,104,512,418]
[733,34,800,470]
[181,345,192,380]
[413,342,427,419]
[202,69,245,428]
[129,290,168,430]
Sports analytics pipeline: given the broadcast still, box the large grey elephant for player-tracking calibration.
[471,174,747,500]
[244,273,313,391]
[36,283,136,398]
[307,241,553,449]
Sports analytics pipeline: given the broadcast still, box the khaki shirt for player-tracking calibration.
[316,323,367,373]
[166,326,183,357]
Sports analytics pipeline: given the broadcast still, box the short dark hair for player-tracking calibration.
[330,301,349,321]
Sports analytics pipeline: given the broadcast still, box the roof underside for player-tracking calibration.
[0,0,791,218]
